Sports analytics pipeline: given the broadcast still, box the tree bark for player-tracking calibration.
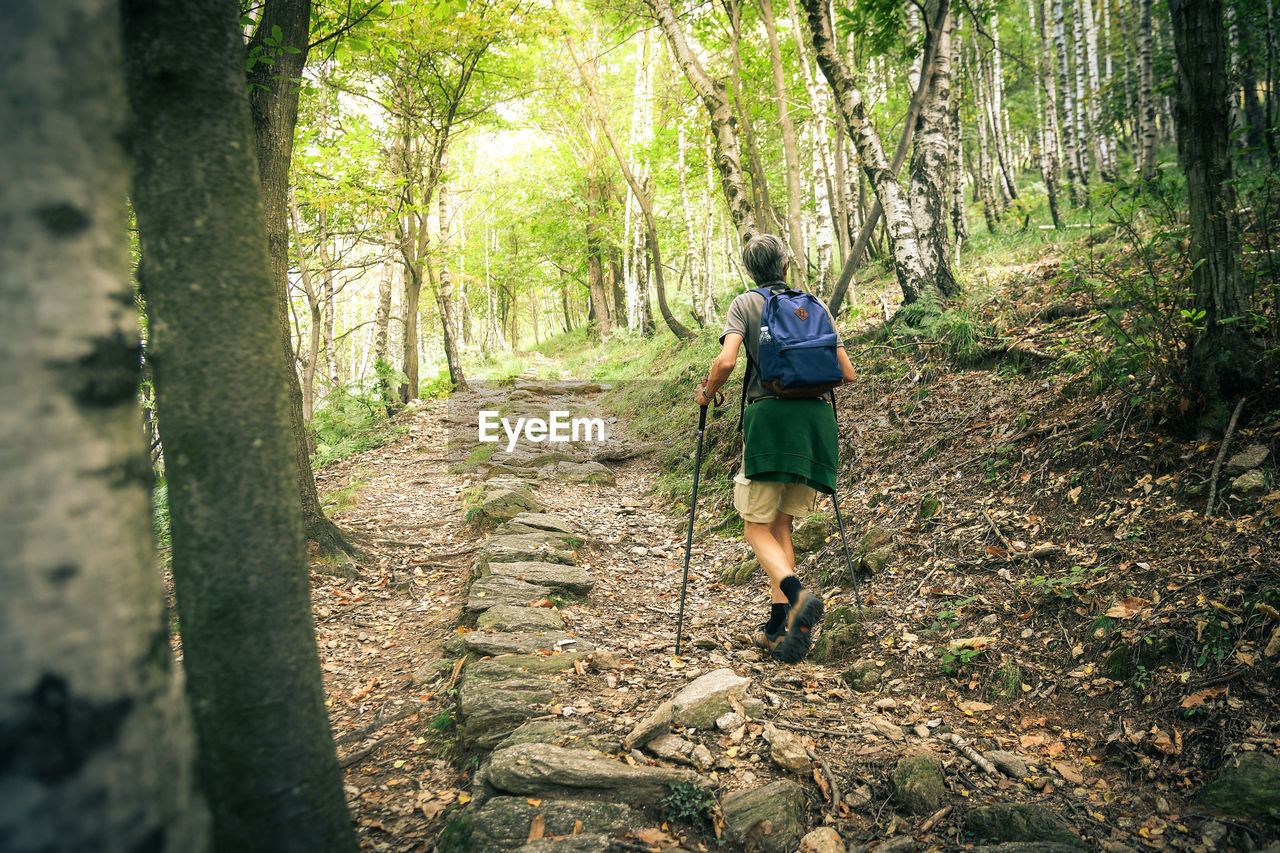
[1055,0,1087,202]
[124,1,358,850]
[242,0,353,555]
[435,181,468,390]
[802,0,940,314]
[1080,0,1117,180]
[1169,0,1257,399]
[759,0,808,286]
[909,0,958,297]
[647,0,758,242]
[373,232,396,409]
[288,193,322,421]
[1036,0,1065,227]
[1138,0,1159,177]
[1,3,208,848]
[585,171,612,337]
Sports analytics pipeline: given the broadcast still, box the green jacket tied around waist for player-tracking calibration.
[741,397,838,495]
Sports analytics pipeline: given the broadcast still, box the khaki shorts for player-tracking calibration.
[733,473,819,524]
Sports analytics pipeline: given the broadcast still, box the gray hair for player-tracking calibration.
[741,234,788,284]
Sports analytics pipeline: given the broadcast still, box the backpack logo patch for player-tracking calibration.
[794,306,809,321]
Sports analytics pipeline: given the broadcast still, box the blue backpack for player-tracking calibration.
[748,286,843,399]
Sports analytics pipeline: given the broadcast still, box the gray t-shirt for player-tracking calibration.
[719,284,844,403]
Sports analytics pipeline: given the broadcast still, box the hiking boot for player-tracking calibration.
[751,623,784,653]
[771,590,823,664]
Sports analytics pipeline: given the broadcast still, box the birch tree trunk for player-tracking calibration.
[288,195,321,421]
[1036,0,1065,227]
[1138,0,1158,177]
[1072,0,1093,187]
[988,11,1021,200]
[1,3,207,848]
[1055,0,1087,201]
[802,0,938,312]
[125,1,358,849]
[374,232,396,407]
[1080,0,1116,179]
[970,44,1002,230]
[948,67,970,250]
[677,118,705,325]
[647,0,758,242]
[436,181,468,390]
[1169,0,1258,398]
[909,0,958,296]
[760,0,808,286]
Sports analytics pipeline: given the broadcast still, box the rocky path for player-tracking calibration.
[315,380,1278,853]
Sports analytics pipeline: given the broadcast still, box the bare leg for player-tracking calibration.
[745,511,795,604]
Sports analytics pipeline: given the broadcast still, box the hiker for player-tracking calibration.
[694,234,856,663]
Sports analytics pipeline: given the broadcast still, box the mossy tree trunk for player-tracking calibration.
[0,2,207,848]
[123,1,358,850]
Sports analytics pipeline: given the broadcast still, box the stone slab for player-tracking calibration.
[466,575,553,613]
[487,743,706,804]
[488,561,595,595]
[477,604,565,633]
[462,631,595,657]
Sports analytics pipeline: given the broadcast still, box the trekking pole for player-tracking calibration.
[831,492,862,608]
[674,398,711,657]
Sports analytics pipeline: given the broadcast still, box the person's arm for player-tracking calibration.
[695,333,742,405]
[837,346,856,383]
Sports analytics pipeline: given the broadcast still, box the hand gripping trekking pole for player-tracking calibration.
[674,402,709,657]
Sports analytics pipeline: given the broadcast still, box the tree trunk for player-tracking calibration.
[1138,0,1159,177]
[948,64,971,248]
[1072,0,1093,188]
[909,0,958,297]
[759,0,808,286]
[1080,0,1116,180]
[987,10,1020,200]
[1036,0,1065,227]
[1169,0,1257,399]
[558,9,693,339]
[241,0,353,555]
[401,256,422,401]
[374,231,396,409]
[677,117,705,325]
[585,171,612,337]
[436,181,468,391]
[970,42,1002,231]
[1055,0,1087,202]
[647,0,758,242]
[802,0,940,313]
[288,193,321,421]
[124,1,358,850]
[316,209,339,393]
[2,3,207,848]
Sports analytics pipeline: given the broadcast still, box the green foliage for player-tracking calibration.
[321,476,365,512]
[989,657,1022,700]
[661,781,713,825]
[937,645,983,675]
[428,708,455,732]
[1022,565,1101,604]
[310,385,407,469]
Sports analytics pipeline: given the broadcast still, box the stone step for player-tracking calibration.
[470,797,633,853]
[471,487,543,527]
[538,460,616,486]
[497,718,621,754]
[486,561,594,596]
[466,652,587,677]
[466,575,554,613]
[487,743,708,805]
[459,673,555,748]
[476,604,565,633]
[462,631,595,657]
[506,512,579,536]
[476,535,577,571]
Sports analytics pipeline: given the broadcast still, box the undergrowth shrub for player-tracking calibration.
[311,384,408,468]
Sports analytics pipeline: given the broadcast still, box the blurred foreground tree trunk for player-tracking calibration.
[0,2,207,848]
[124,0,359,850]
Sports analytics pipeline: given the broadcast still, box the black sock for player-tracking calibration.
[779,575,803,605]
[765,602,787,633]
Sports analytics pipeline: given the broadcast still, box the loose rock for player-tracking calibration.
[720,780,806,853]
[798,826,845,853]
[1198,751,1280,818]
[964,804,1081,846]
[471,797,631,853]
[987,750,1030,779]
[892,753,946,815]
[763,722,811,773]
[670,668,753,729]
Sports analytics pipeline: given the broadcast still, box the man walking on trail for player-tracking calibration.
[695,234,857,663]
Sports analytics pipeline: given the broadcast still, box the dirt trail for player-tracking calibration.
[312,376,1276,853]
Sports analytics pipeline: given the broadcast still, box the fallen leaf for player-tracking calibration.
[1054,762,1085,785]
[959,700,993,713]
[1179,686,1227,708]
[1106,597,1146,619]
[527,814,546,843]
[573,819,583,835]
[635,828,672,844]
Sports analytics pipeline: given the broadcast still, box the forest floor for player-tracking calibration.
[308,280,1279,853]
